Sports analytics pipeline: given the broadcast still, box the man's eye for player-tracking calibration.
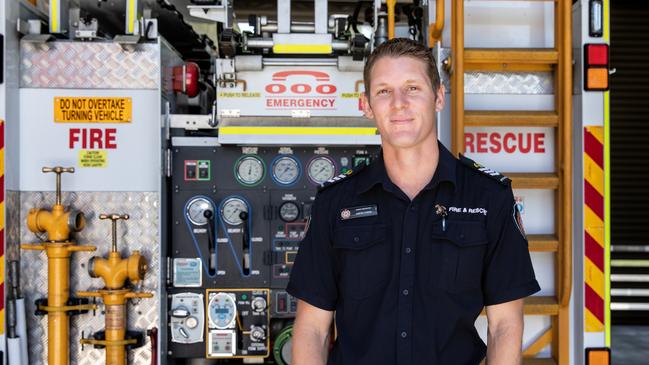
[377,89,389,95]
[407,86,419,92]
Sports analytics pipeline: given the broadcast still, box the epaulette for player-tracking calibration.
[459,154,511,186]
[318,162,367,192]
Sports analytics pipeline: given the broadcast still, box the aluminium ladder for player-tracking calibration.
[450,1,573,364]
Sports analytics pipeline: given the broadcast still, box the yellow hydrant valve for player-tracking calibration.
[26,167,85,242]
[79,213,153,365]
[21,166,97,365]
[88,214,149,289]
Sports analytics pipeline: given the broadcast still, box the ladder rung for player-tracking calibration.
[528,235,559,252]
[465,49,559,72]
[524,296,560,315]
[481,296,559,316]
[523,359,557,365]
[465,111,559,127]
[483,358,556,365]
[507,173,560,189]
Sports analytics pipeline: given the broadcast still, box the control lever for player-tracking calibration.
[239,211,250,275]
[203,210,216,275]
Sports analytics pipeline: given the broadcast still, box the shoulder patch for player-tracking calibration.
[459,154,511,186]
[317,163,367,192]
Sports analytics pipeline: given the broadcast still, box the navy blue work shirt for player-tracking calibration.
[287,141,540,365]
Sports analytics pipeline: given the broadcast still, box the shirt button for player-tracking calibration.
[405,247,412,254]
[410,205,416,211]
[353,236,360,242]
[401,331,408,338]
[402,289,409,296]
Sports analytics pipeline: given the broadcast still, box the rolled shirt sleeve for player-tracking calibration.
[482,186,541,306]
[286,194,339,311]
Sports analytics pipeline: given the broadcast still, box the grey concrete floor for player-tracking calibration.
[612,326,649,364]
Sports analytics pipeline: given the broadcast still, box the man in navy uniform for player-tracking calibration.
[287,38,540,365]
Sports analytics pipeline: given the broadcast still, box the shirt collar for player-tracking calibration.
[357,141,457,195]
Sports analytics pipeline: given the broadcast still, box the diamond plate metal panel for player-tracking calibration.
[21,42,160,89]
[18,192,160,365]
[437,48,554,94]
[6,191,22,262]
[465,72,554,94]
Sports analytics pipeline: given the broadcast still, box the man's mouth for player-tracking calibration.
[390,117,414,123]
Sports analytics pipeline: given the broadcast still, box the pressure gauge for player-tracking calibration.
[235,155,265,186]
[307,156,336,185]
[279,202,300,222]
[271,156,301,186]
[186,197,213,226]
[208,292,237,329]
[220,197,249,226]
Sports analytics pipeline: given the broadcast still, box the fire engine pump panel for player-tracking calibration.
[3,0,611,364]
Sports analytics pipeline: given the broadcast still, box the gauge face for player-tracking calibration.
[279,202,300,222]
[186,197,213,226]
[235,155,265,186]
[220,197,248,226]
[272,156,301,186]
[208,292,237,329]
[307,156,336,184]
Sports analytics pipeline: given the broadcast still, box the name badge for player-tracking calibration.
[340,205,378,220]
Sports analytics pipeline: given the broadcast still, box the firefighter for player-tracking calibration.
[287,38,540,365]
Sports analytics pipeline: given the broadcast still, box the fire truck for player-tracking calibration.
[0,0,613,364]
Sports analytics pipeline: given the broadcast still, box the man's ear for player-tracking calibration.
[434,85,446,113]
[360,92,374,119]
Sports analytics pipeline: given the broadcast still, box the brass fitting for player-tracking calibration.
[88,214,147,289]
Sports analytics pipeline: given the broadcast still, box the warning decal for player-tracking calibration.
[54,97,132,123]
[78,150,107,168]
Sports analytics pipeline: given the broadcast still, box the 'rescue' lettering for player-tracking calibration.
[265,98,336,109]
[465,132,546,154]
[69,128,117,149]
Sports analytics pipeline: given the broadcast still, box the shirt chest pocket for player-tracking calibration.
[431,220,488,293]
[333,224,390,300]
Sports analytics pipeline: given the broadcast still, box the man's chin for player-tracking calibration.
[381,137,422,149]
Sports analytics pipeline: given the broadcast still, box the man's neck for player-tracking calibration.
[383,140,439,201]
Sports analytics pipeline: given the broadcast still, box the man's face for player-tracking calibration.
[361,56,444,150]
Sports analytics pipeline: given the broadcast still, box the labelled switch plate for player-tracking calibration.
[184,160,211,181]
[173,258,202,287]
[170,292,204,344]
[208,330,236,357]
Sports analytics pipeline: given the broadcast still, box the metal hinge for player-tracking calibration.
[165,148,172,177]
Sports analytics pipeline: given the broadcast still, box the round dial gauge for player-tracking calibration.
[272,156,301,186]
[220,197,248,226]
[208,292,237,329]
[235,155,265,186]
[279,202,300,222]
[307,156,336,185]
[186,197,213,226]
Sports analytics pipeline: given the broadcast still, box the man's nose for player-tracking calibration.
[391,89,408,110]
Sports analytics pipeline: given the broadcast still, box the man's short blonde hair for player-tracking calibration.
[363,38,441,97]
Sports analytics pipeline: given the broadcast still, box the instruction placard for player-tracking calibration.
[78,150,107,168]
[54,97,132,123]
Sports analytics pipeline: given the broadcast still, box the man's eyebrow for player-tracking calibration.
[373,78,425,87]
